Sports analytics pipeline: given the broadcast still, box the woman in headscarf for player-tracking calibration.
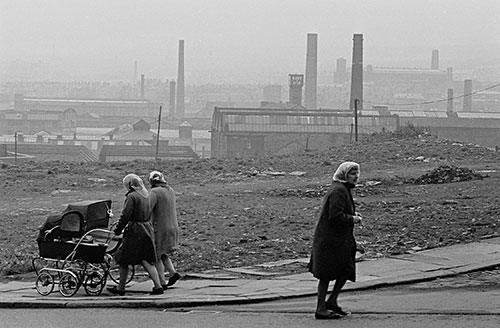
[148,170,181,290]
[107,173,164,296]
[308,162,363,319]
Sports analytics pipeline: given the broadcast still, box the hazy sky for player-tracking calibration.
[1,0,499,83]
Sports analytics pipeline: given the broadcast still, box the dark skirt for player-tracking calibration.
[114,221,157,265]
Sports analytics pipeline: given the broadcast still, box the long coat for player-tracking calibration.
[308,181,357,282]
[149,184,179,258]
[114,190,157,265]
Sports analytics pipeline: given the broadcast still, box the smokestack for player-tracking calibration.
[304,33,317,109]
[169,81,176,116]
[349,34,363,112]
[288,74,304,106]
[176,40,185,118]
[431,50,439,70]
[140,74,145,99]
[463,79,473,112]
[447,89,454,112]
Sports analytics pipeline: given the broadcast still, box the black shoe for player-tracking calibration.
[150,287,164,295]
[107,286,125,296]
[166,272,181,287]
[315,311,341,320]
[326,303,350,316]
[161,284,168,291]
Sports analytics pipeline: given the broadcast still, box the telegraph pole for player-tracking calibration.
[155,106,162,161]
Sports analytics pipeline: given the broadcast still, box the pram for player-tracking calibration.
[33,200,116,297]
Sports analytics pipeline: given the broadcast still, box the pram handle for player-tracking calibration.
[65,228,114,261]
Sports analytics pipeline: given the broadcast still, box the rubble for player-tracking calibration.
[413,165,486,184]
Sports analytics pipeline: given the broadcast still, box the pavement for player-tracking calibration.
[1,236,500,309]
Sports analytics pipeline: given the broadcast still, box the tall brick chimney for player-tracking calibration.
[431,50,439,70]
[176,40,185,118]
[140,74,145,99]
[349,34,363,112]
[304,33,317,109]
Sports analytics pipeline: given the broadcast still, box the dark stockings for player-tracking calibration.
[316,278,347,313]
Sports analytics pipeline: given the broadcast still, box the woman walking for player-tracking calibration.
[309,161,363,319]
[148,170,181,290]
[107,173,164,296]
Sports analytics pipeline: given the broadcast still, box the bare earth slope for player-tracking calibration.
[1,133,499,279]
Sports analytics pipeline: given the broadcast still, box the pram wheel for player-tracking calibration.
[59,272,79,297]
[84,271,105,296]
[35,271,54,296]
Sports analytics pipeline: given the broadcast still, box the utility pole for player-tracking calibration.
[155,106,162,161]
[354,99,359,142]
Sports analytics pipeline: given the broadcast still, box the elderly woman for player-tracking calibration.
[107,173,163,296]
[309,162,363,319]
[148,170,181,289]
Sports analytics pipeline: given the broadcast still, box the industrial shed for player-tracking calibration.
[210,106,399,158]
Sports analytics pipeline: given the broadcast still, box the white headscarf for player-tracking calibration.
[332,161,360,183]
[148,170,167,185]
[123,173,149,198]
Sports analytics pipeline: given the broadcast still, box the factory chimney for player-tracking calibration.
[447,89,454,112]
[463,79,473,112]
[431,50,439,70]
[140,74,145,99]
[349,34,363,112]
[169,81,176,116]
[304,33,318,109]
[288,74,304,106]
[176,40,185,118]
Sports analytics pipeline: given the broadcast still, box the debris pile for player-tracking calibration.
[413,165,485,184]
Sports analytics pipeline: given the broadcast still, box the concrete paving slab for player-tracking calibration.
[357,258,443,278]
[255,258,309,267]
[0,281,32,292]
[1,238,500,309]
[480,236,500,245]
[417,242,500,262]
[278,272,314,281]
[390,253,462,267]
[185,272,238,280]
[223,267,282,276]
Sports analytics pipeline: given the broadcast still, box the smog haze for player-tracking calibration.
[1,0,499,83]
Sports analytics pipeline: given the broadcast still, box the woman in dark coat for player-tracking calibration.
[107,173,163,296]
[309,161,363,319]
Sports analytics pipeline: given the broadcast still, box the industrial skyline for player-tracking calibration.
[1,0,499,84]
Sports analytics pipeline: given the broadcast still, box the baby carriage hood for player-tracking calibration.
[37,200,112,240]
[64,199,112,231]
[37,211,84,242]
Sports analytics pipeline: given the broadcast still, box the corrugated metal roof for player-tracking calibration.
[457,112,500,119]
